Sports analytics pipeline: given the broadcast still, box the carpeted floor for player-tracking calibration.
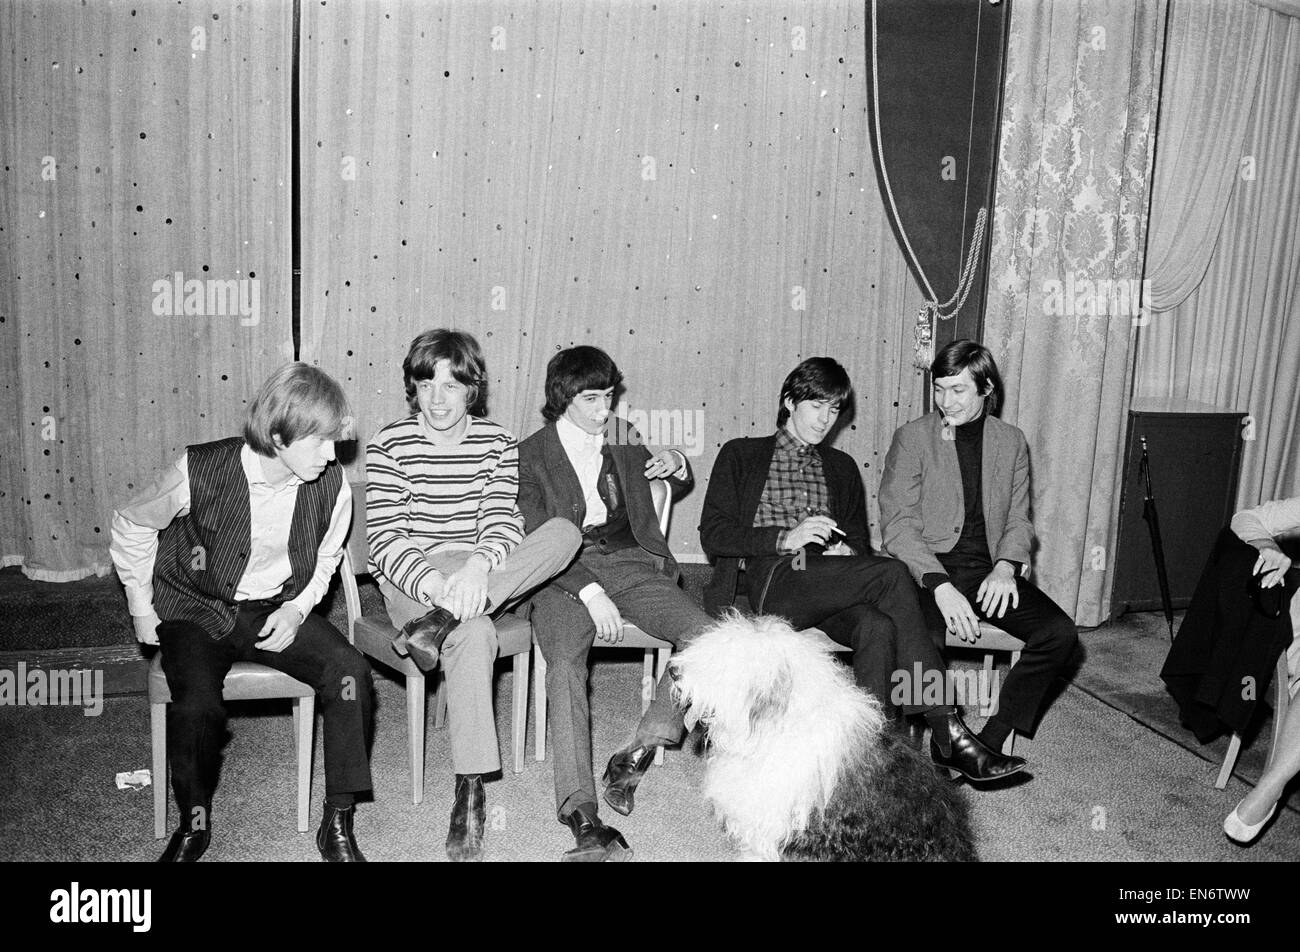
[2,645,1296,862]
[2,565,1297,861]
[1074,610,1299,815]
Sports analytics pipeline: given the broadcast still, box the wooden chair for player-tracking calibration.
[533,479,675,766]
[340,481,532,805]
[944,621,1025,755]
[1215,651,1292,789]
[148,654,315,838]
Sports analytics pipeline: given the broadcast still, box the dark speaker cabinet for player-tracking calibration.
[1111,399,1247,618]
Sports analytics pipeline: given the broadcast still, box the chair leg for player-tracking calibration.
[640,650,655,715]
[433,671,448,729]
[512,652,529,775]
[1216,733,1243,790]
[982,653,998,719]
[1003,730,1016,756]
[1267,654,1289,771]
[294,696,314,834]
[406,672,426,805]
[151,701,167,839]
[534,645,548,762]
[655,647,672,766]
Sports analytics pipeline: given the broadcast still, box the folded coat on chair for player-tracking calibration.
[1160,528,1298,743]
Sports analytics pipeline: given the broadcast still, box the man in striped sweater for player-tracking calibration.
[366,329,580,861]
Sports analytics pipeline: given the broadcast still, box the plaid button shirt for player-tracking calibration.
[753,428,830,551]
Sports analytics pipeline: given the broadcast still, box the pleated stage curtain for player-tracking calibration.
[984,0,1166,626]
[0,0,293,579]
[298,0,926,558]
[1135,5,1300,507]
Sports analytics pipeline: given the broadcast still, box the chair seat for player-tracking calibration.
[612,625,671,650]
[351,615,425,677]
[493,613,533,655]
[146,653,314,704]
[949,622,1025,653]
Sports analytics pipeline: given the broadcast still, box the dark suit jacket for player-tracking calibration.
[699,434,870,616]
[1161,528,1298,742]
[517,421,689,598]
[878,410,1034,584]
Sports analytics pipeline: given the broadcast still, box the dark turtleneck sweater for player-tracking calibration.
[922,412,1020,591]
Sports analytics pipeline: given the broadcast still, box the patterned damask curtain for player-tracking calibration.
[984,0,1166,626]
[1135,5,1300,507]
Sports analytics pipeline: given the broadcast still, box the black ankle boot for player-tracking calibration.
[447,774,485,862]
[158,826,210,862]
[392,606,460,672]
[929,710,1027,783]
[317,802,366,862]
[602,743,657,816]
[561,802,632,862]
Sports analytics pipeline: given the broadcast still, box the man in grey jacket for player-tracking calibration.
[880,340,1078,759]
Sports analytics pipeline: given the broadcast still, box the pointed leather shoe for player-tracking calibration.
[446,774,485,862]
[158,827,210,862]
[602,743,657,816]
[392,606,460,672]
[930,712,1027,783]
[317,802,367,862]
[561,803,632,862]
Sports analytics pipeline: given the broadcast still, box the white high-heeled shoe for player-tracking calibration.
[1223,801,1277,844]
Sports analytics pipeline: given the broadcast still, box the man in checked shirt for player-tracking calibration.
[701,357,1024,783]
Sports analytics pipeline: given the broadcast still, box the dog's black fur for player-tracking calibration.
[782,728,978,862]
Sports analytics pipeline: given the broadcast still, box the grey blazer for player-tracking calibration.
[878,410,1034,584]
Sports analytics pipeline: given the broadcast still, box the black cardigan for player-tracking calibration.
[698,434,870,616]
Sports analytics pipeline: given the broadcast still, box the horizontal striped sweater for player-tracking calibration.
[365,413,525,602]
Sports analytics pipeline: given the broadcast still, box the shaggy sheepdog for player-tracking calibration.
[671,611,977,862]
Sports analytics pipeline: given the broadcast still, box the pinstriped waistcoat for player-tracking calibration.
[152,437,342,640]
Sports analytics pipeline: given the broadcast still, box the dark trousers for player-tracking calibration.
[753,553,946,716]
[529,546,714,818]
[157,603,375,824]
[919,569,1078,736]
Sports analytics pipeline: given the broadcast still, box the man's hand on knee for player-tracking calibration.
[442,557,490,621]
[586,593,626,644]
[256,605,303,652]
[934,583,980,643]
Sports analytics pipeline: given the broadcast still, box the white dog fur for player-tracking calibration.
[672,610,975,862]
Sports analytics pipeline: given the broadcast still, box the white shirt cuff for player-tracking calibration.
[578,582,605,604]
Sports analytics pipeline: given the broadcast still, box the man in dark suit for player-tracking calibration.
[518,346,713,861]
[879,340,1078,761]
[701,357,1024,783]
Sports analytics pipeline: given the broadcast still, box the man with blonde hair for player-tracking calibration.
[111,362,373,862]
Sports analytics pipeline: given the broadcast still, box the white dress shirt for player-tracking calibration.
[554,415,687,605]
[110,444,352,622]
[556,415,609,529]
